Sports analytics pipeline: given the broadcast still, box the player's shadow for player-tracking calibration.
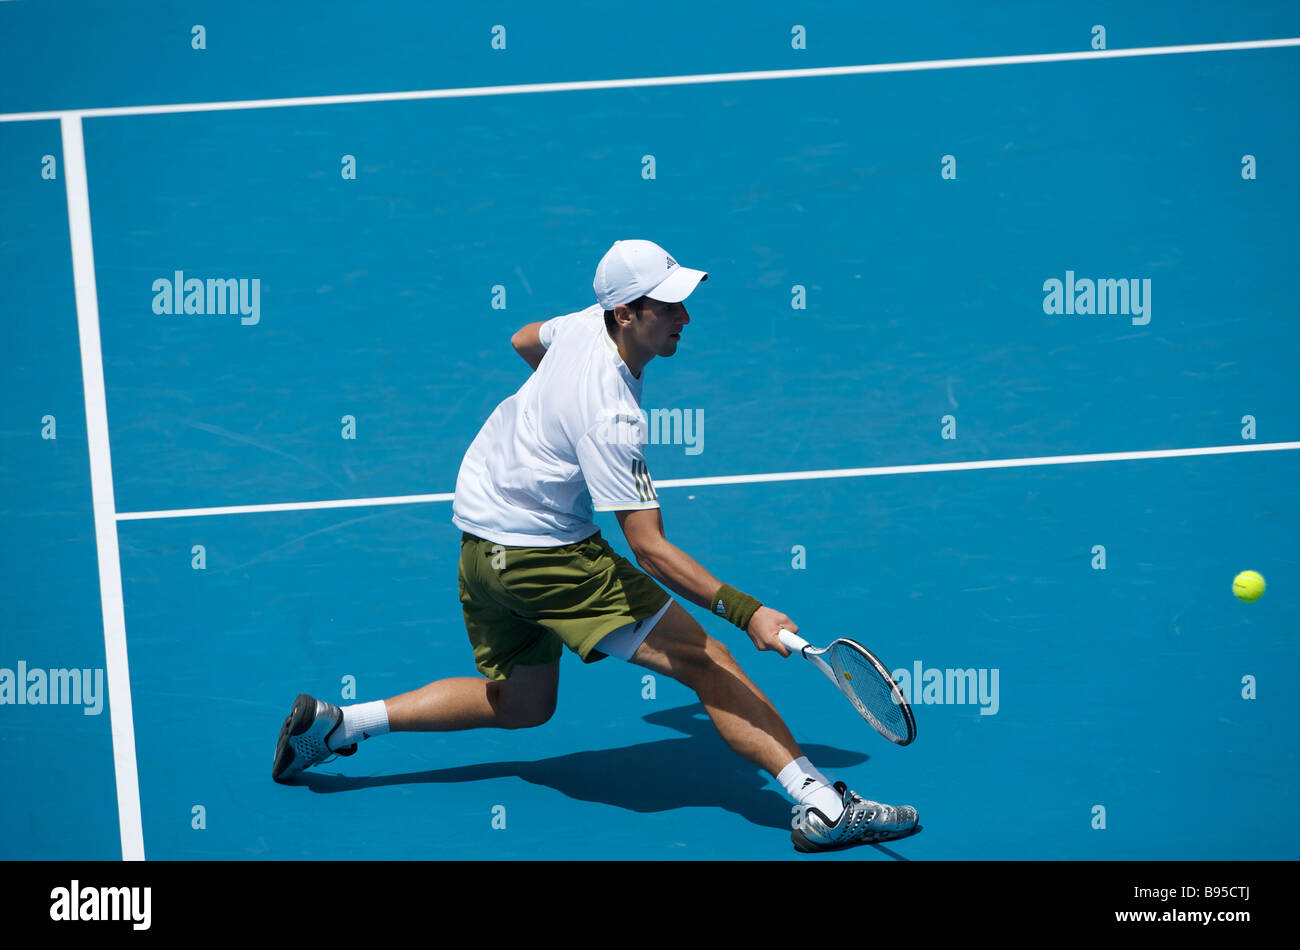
[298,702,869,832]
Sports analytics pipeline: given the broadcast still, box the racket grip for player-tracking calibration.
[778,628,809,653]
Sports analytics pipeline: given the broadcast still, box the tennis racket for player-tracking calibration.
[778,629,916,746]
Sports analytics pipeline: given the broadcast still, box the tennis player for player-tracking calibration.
[272,239,919,852]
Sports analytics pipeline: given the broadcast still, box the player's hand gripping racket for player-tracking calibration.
[778,629,916,746]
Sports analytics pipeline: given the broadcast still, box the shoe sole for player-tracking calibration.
[791,823,920,853]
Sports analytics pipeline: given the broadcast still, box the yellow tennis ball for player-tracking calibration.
[1233,570,1265,602]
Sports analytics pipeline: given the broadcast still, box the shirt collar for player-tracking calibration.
[603,327,643,395]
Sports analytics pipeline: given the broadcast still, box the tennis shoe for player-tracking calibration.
[791,782,918,852]
[271,693,356,783]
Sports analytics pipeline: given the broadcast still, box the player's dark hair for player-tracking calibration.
[604,296,649,335]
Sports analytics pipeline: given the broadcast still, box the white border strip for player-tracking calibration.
[116,441,1300,522]
[4,37,1298,123]
[29,31,1296,865]
[62,115,145,862]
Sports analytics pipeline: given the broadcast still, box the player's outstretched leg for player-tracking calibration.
[272,661,560,782]
[628,602,918,849]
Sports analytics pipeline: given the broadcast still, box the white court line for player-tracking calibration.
[62,116,145,861]
[116,441,1300,522]
[117,491,456,521]
[2,37,1298,123]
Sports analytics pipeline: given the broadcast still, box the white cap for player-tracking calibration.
[593,239,708,311]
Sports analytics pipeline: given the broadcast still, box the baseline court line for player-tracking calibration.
[2,37,1298,123]
[62,115,145,861]
[116,441,1300,522]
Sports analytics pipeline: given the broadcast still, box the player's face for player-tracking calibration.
[638,298,690,357]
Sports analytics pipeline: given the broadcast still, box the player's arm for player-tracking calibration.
[510,321,548,370]
[616,507,794,656]
[616,507,720,609]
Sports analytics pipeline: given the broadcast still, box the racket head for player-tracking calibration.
[822,638,916,745]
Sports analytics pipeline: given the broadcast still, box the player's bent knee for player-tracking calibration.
[706,636,737,664]
[501,703,554,729]
[496,689,556,729]
[696,641,745,690]
[494,663,559,729]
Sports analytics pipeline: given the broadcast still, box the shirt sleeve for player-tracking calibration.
[538,312,574,348]
[539,305,603,348]
[575,413,660,511]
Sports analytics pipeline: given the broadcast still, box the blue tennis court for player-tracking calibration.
[2,1,1298,862]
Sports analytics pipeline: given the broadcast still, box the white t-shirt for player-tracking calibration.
[451,304,660,546]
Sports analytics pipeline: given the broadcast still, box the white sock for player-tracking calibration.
[775,756,844,822]
[329,700,390,751]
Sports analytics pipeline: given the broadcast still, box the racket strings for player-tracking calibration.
[828,644,912,742]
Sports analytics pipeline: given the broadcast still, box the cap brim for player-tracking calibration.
[646,267,708,304]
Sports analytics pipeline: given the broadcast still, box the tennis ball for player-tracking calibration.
[1233,570,1265,602]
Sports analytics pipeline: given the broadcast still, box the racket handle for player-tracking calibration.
[778,628,809,653]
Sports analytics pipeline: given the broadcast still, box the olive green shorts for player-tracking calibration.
[458,530,672,681]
